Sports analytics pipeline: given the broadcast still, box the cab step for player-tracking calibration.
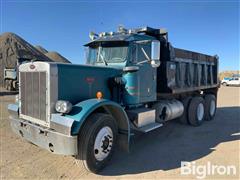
[139,122,163,133]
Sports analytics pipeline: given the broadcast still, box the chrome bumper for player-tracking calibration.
[9,116,78,155]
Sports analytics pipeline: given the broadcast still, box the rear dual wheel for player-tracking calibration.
[185,94,216,126]
[188,97,205,126]
[204,94,216,121]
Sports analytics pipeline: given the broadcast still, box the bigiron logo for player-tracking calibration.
[181,161,237,179]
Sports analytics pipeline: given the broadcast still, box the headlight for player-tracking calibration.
[55,100,72,113]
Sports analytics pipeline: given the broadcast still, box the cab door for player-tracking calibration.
[132,41,157,102]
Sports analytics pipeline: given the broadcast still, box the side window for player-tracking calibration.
[132,42,151,63]
[131,45,137,63]
[136,42,151,62]
[86,47,98,64]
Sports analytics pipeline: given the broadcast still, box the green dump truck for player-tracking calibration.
[8,26,219,173]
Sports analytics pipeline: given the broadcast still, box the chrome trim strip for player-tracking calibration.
[49,63,58,123]
[50,113,74,136]
[19,62,58,128]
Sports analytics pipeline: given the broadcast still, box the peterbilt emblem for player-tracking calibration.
[30,64,35,69]
[85,77,95,83]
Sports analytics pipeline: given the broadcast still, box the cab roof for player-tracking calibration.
[84,33,156,47]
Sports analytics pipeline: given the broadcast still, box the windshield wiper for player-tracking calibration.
[100,54,108,66]
[98,47,108,66]
[137,47,151,65]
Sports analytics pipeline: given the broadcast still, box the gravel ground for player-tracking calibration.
[0,86,239,179]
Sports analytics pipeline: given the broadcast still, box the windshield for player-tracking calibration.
[86,44,128,65]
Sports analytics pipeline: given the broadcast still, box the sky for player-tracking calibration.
[1,1,239,71]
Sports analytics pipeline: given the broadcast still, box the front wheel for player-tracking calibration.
[76,113,117,173]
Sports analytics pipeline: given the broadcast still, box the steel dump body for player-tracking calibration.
[157,47,218,95]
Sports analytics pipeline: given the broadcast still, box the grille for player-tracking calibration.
[20,72,47,122]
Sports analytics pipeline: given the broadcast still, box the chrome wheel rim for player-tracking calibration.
[197,103,204,121]
[94,126,113,161]
[210,100,216,116]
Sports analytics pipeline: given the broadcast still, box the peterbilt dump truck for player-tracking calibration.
[8,26,219,173]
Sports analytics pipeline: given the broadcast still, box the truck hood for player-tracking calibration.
[56,63,122,104]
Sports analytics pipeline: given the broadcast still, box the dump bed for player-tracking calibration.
[157,45,219,95]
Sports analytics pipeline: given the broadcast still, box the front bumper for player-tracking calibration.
[9,116,78,155]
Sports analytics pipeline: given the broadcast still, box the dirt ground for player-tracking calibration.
[0,86,239,179]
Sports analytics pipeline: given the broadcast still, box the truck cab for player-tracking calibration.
[85,31,162,104]
[8,26,219,173]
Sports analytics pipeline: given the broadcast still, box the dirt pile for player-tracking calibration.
[35,45,48,54]
[0,32,52,86]
[0,32,71,87]
[0,32,52,67]
[35,45,71,63]
[45,51,71,63]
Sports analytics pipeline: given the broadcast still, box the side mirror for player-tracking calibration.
[151,40,161,68]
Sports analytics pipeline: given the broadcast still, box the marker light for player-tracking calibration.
[55,100,72,114]
[96,91,103,99]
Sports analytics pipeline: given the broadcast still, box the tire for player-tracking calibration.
[4,80,8,89]
[6,80,10,91]
[76,113,118,173]
[7,80,13,91]
[188,96,205,126]
[222,82,227,86]
[178,96,192,124]
[204,94,216,121]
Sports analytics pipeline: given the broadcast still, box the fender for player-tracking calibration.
[65,98,131,152]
